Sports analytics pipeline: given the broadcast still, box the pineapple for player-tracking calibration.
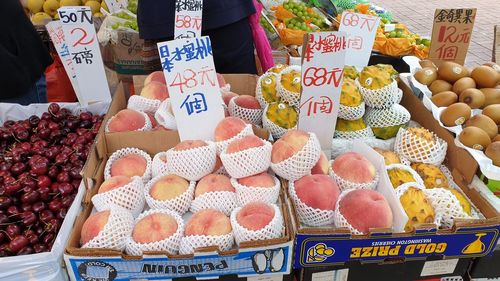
[335,118,366,131]
[407,128,435,144]
[344,65,359,80]
[260,73,280,104]
[266,102,298,129]
[375,64,399,81]
[388,168,416,188]
[446,188,472,215]
[374,148,401,165]
[280,70,301,93]
[340,78,362,107]
[269,63,287,74]
[411,163,449,189]
[400,187,436,231]
[359,65,392,90]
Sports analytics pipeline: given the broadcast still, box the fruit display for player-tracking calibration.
[25,0,109,24]
[0,104,104,256]
[111,11,138,31]
[397,186,436,232]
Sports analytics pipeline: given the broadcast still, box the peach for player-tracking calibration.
[226,135,263,154]
[214,117,248,141]
[140,81,169,101]
[217,73,226,87]
[144,71,166,85]
[173,140,207,151]
[185,209,232,236]
[195,174,235,197]
[80,210,110,245]
[212,156,223,173]
[311,152,329,175]
[107,109,146,133]
[339,189,393,233]
[332,152,376,183]
[236,202,275,230]
[271,130,309,163]
[222,92,239,106]
[110,154,147,178]
[150,174,189,200]
[234,95,261,109]
[294,175,340,210]
[98,176,132,194]
[132,213,178,243]
[237,172,275,188]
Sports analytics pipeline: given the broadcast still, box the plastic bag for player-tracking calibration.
[45,53,77,102]
[97,9,137,46]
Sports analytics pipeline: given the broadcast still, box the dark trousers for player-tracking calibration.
[0,75,48,105]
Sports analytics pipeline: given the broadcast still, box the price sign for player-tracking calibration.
[429,8,477,66]
[339,11,380,68]
[58,6,111,105]
[299,32,347,150]
[157,36,224,140]
[174,0,203,39]
[103,0,128,13]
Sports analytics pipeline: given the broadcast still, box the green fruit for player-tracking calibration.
[372,125,405,140]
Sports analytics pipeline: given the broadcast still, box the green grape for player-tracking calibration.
[395,31,403,38]
[389,31,397,38]
[284,3,290,9]
[297,11,303,17]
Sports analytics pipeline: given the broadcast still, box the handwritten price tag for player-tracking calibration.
[58,6,111,105]
[299,32,347,150]
[157,36,224,140]
[174,0,203,39]
[103,0,128,13]
[339,11,380,68]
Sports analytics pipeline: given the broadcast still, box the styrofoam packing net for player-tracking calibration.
[125,209,184,256]
[334,127,375,140]
[394,88,403,104]
[127,95,161,114]
[355,79,399,109]
[277,65,302,107]
[152,151,170,178]
[167,141,217,181]
[423,188,470,229]
[329,159,379,191]
[82,208,134,251]
[334,190,364,235]
[228,96,263,125]
[105,110,152,133]
[215,124,254,155]
[394,183,441,227]
[190,191,238,216]
[231,176,280,206]
[104,147,153,183]
[144,174,196,214]
[399,156,412,166]
[179,232,234,255]
[230,203,284,245]
[338,102,366,121]
[91,176,145,218]
[394,128,447,166]
[271,133,321,181]
[262,108,297,139]
[386,163,425,189]
[331,137,395,159]
[154,99,177,130]
[439,165,480,219]
[220,84,231,93]
[288,180,335,227]
[256,72,279,108]
[220,140,272,179]
[364,104,411,128]
[214,165,229,176]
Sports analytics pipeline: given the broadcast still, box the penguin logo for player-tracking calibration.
[251,248,285,274]
[307,243,334,262]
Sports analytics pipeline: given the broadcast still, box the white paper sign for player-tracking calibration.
[104,0,128,13]
[311,269,349,281]
[421,259,459,276]
[298,32,347,150]
[174,0,203,39]
[58,6,111,105]
[157,36,224,140]
[339,11,380,68]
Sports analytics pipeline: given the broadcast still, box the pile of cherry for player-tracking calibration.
[0,104,103,256]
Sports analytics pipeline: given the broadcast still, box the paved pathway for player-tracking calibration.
[371,0,500,66]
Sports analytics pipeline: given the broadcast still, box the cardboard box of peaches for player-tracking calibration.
[63,75,296,281]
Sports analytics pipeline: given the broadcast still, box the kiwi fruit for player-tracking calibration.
[459,88,485,109]
[438,61,469,83]
[483,104,500,124]
[464,114,498,139]
[485,142,500,166]
[471,66,499,88]
[429,80,453,95]
[420,60,437,69]
[452,77,476,94]
[431,91,458,107]
[479,88,500,107]
[440,102,472,127]
[483,62,500,73]
[493,135,500,142]
[414,67,438,85]
[459,127,491,151]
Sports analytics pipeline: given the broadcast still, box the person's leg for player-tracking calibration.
[0,75,47,105]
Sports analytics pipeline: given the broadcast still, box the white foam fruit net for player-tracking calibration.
[355,79,399,109]
[127,95,162,114]
[104,147,153,183]
[423,187,470,229]
[152,151,170,178]
[81,208,134,251]
[105,110,152,133]
[230,203,284,245]
[277,65,302,107]
[329,160,379,191]
[262,108,297,139]
[386,163,425,189]
[215,124,254,155]
[271,133,321,181]
[330,138,395,159]
[231,176,280,206]
[125,209,184,256]
[334,190,364,235]
[334,127,375,140]
[288,180,334,227]
[256,72,279,108]
[228,97,263,125]
[167,142,217,181]
[364,104,411,128]
[338,102,366,121]
[91,176,145,218]
[154,99,177,130]
[144,174,196,214]
[394,183,441,227]
[179,232,234,255]
[394,128,447,166]
[220,141,272,179]
[190,191,238,216]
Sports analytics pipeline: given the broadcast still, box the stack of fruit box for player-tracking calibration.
[63,76,295,281]
[291,79,500,281]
